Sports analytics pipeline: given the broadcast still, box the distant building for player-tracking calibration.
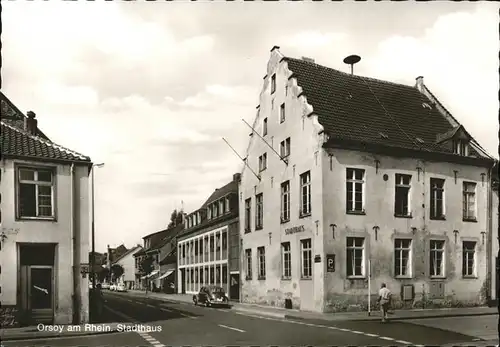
[239,47,497,313]
[111,245,142,289]
[490,162,499,305]
[133,228,171,290]
[177,174,241,300]
[0,92,92,325]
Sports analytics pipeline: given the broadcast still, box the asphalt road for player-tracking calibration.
[3,291,485,347]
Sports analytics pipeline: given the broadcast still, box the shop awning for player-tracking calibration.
[157,270,174,280]
[147,270,159,278]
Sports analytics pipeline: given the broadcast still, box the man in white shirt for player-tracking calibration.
[378,283,391,322]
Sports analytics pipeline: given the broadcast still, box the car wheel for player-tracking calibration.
[205,301,210,307]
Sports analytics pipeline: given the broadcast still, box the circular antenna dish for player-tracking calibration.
[343,55,361,65]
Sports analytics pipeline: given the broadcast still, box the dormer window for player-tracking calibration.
[219,200,224,215]
[225,197,230,213]
[207,206,212,220]
[453,140,468,156]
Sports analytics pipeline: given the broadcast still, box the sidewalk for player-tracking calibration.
[1,323,122,342]
[442,340,498,347]
[117,289,499,322]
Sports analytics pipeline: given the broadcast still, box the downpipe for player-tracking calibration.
[71,163,81,324]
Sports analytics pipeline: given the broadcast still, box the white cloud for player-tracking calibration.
[285,31,348,48]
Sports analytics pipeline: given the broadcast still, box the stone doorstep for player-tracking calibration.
[0,323,121,342]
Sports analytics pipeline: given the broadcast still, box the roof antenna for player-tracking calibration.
[343,55,361,75]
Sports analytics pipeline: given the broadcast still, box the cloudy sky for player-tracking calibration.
[3,1,498,253]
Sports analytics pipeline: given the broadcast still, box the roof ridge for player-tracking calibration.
[284,56,418,90]
[1,120,90,161]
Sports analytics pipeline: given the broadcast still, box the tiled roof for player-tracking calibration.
[283,57,488,158]
[1,92,51,141]
[1,121,91,163]
[149,224,184,251]
[200,179,238,208]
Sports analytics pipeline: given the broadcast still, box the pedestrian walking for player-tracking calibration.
[377,283,391,322]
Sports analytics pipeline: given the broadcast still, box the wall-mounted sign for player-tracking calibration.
[285,225,305,235]
[314,254,321,263]
[326,254,335,272]
[80,263,90,274]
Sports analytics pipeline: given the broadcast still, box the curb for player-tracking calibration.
[284,311,497,323]
[232,307,286,319]
[1,328,120,342]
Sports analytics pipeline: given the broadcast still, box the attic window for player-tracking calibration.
[453,139,469,156]
[422,102,432,110]
[379,132,389,139]
[416,137,425,144]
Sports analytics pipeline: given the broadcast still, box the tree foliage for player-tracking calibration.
[140,255,154,275]
[167,209,184,229]
[97,267,110,283]
[110,264,125,281]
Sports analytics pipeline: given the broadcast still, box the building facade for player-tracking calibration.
[111,245,142,289]
[177,174,240,300]
[238,47,497,313]
[490,163,499,304]
[133,229,170,290]
[157,224,184,293]
[0,92,92,325]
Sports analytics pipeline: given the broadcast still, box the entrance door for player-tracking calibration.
[229,273,240,301]
[29,266,54,323]
[180,269,186,294]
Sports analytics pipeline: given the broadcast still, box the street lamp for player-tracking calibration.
[90,163,104,295]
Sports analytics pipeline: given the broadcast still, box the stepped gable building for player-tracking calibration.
[238,46,497,313]
[177,173,241,301]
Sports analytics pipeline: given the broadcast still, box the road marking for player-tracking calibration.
[147,304,156,308]
[138,332,165,347]
[104,305,139,323]
[234,311,415,345]
[160,307,173,312]
[218,324,246,333]
[395,340,412,345]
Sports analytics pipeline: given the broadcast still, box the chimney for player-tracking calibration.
[233,173,241,182]
[301,56,315,63]
[415,76,424,93]
[24,111,38,135]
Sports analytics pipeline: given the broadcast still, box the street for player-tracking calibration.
[4,291,492,347]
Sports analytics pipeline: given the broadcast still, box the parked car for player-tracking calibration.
[109,284,116,291]
[193,285,230,307]
[101,283,110,290]
[115,283,127,292]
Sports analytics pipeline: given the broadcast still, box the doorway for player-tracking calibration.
[19,243,56,325]
[229,273,240,301]
[180,268,186,294]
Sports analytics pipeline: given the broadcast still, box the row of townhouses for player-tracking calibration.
[0,92,92,326]
[132,47,498,313]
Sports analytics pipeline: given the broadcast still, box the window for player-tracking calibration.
[430,178,445,219]
[299,171,311,216]
[219,199,226,215]
[394,239,411,277]
[245,249,252,280]
[280,137,291,157]
[430,240,445,277]
[281,181,290,222]
[453,139,468,156]
[395,174,411,216]
[346,168,365,213]
[462,241,476,277]
[214,203,219,217]
[300,239,312,278]
[244,198,251,233]
[216,234,221,251]
[271,74,276,94]
[255,193,263,230]
[259,153,267,172]
[207,206,212,220]
[281,242,291,279]
[263,118,268,136]
[463,182,476,221]
[257,246,266,279]
[222,232,227,251]
[225,197,230,213]
[280,103,286,123]
[17,167,54,218]
[346,237,364,277]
